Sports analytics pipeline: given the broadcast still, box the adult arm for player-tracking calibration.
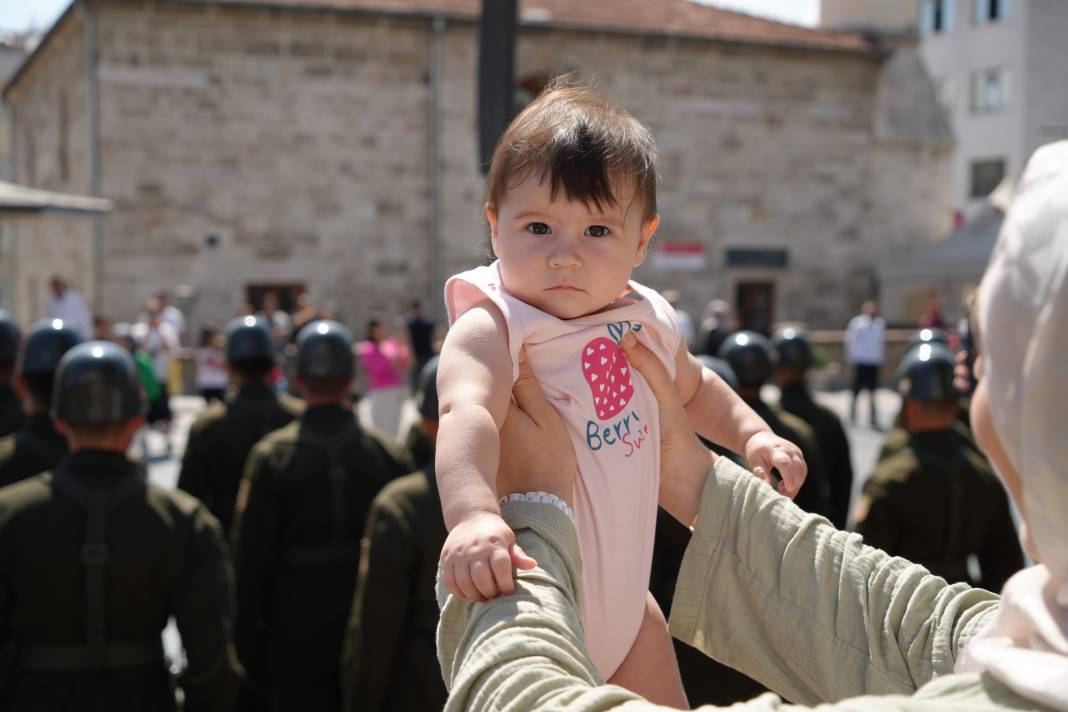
[439,342,1005,712]
[341,493,415,712]
[174,505,242,712]
[670,458,1000,705]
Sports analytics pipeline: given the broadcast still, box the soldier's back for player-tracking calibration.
[0,413,69,490]
[858,429,1023,587]
[0,384,25,438]
[178,383,302,536]
[0,451,238,712]
[342,467,447,712]
[779,385,854,527]
[232,405,410,710]
[753,400,833,518]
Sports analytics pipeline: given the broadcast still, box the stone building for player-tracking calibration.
[2,0,952,335]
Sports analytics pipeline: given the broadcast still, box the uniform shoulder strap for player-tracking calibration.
[50,470,147,668]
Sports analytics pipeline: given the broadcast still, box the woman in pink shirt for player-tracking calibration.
[357,319,410,438]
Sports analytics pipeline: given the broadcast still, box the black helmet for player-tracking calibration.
[296,320,354,380]
[52,341,145,425]
[718,331,773,388]
[908,327,950,350]
[416,356,440,421]
[696,355,739,392]
[0,310,20,363]
[17,319,83,376]
[224,316,275,364]
[771,327,813,371]
[895,342,956,402]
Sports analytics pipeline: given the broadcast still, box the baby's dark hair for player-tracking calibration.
[485,78,659,222]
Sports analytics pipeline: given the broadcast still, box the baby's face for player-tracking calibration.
[488,173,659,319]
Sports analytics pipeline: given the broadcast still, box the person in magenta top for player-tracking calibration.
[357,319,410,438]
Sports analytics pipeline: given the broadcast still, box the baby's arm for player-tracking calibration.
[436,302,536,602]
[672,343,807,496]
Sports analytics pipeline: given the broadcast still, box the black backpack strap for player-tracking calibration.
[49,470,150,670]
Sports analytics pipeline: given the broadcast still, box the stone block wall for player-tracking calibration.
[5,9,97,320]
[6,1,953,336]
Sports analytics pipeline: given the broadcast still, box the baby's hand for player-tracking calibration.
[440,511,537,602]
[743,431,807,498]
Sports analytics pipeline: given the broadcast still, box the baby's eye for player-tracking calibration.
[586,225,610,238]
[526,222,551,236]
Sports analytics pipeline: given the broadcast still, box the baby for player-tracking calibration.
[437,82,807,705]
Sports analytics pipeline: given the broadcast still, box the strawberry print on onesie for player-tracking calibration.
[444,262,681,681]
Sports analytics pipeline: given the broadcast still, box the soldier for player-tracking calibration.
[0,311,25,437]
[854,343,1024,590]
[398,359,435,470]
[720,331,832,518]
[0,320,81,489]
[0,341,240,711]
[341,356,447,712]
[877,328,974,464]
[772,327,854,529]
[232,320,411,711]
[177,316,303,538]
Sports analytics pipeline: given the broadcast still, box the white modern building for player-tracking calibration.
[824,0,1068,221]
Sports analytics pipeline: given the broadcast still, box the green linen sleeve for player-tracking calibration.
[669,457,1001,706]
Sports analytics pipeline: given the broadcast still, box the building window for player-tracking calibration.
[973,0,1011,23]
[921,0,957,34]
[970,158,1006,198]
[933,76,956,117]
[970,67,1011,113]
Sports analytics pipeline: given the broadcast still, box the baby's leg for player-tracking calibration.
[608,591,688,708]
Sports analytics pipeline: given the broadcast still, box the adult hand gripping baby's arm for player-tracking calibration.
[619,332,718,527]
[436,304,536,602]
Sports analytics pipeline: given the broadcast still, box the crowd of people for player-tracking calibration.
[0,78,1061,712]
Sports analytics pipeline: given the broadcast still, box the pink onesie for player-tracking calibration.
[445,262,680,679]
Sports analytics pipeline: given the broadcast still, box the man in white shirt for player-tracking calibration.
[44,277,92,339]
[844,300,885,429]
[157,291,187,345]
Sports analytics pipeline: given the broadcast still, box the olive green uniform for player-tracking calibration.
[177,383,303,537]
[0,385,25,439]
[779,383,854,528]
[857,429,1024,591]
[231,405,410,711]
[400,420,434,472]
[0,412,69,490]
[745,398,833,519]
[0,450,240,711]
[340,466,447,712]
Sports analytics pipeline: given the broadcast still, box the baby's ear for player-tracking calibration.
[633,214,660,267]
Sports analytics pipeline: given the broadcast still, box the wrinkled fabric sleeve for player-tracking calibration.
[670,457,1001,706]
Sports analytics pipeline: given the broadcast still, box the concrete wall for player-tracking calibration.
[918,0,1028,215]
[1023,0,1068,156]
[6,1,953,336]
